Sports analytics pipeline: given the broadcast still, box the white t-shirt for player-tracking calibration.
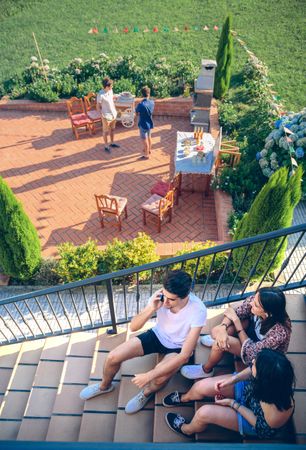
[97,88,117,120]
[150,292,207,349]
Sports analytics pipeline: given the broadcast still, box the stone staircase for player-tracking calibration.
[0,294,305,444]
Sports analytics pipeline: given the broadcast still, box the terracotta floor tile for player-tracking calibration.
[79,412,116,442]
[0,112,218,258]
[17,417,50,441]
[52,384,85,414]
[46,415,82,441]
[61,356,92,384]
[24,387,56,417]
[33,360,63,387]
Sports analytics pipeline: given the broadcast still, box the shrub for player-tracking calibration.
[218,98,239,134]
[113,78,136,95]
[28,80,59,102]
[233,166,303,279]
[214,14,234,99]
[98,232,159,279]
[173,241,228,281]
[31,258,61,285]
[55,239,100,283]
[0,176,41,280]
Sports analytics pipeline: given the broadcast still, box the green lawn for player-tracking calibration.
[0,0,305,110]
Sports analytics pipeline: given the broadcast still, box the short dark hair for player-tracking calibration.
[258,287,290,334]
[163,270,192,299]
[252,349,295,411]
[102,77,113,88]
[141,86,151,97]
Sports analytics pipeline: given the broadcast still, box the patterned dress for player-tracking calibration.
[235,297,292,365]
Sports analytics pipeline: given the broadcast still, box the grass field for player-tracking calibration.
[0,0,305,110]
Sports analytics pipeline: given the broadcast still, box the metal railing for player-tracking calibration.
[0,224,305,345]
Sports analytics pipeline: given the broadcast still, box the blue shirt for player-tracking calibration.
[136,98,154,130]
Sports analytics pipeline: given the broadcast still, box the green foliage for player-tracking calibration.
[98,232,159,279]
[113,78,136,95]
[0,176,41,280]
[55,239,100,283]
[173,241,228,281]
[233,166,303,279]
[217,98,239,134]
[28,79,59,102]
[30,258,61,286]
[214,14,234,99]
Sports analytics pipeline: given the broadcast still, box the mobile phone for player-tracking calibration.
[159,293,164,302]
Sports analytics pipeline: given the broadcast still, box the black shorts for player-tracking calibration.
[137,329,181,355]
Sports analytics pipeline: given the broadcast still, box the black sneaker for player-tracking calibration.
[162,391,194,407]
[104,146,111,153]
[165,413,193,438]
[110,143,120,148]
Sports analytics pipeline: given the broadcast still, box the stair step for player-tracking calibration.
[0,339,44,440]
[78,326,127,442]
[285,293,306,321]
[0,343,22,407]
[154,371,193,442]
[17,335,70,441]
[113,329,157,443]
[46,331,97,442]
[115,376,155,442]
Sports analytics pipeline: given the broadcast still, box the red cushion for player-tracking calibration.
[71,113,91,126]
[150,180,170,197]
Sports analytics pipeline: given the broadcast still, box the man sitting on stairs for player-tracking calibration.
[80,270,207,414]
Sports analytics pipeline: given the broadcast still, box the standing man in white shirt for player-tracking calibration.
[80,270,207,414]
[96,77,120,153]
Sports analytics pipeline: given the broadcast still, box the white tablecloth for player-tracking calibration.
[175,131,215,174]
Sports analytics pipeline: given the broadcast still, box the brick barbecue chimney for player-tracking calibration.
[190,59,217,131]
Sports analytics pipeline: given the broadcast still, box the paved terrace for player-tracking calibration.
[0,110,218,257]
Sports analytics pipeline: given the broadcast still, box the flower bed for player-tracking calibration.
[0,54,198,102]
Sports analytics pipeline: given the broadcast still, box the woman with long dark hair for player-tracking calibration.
[164,349,295,439]
[180,287,292,379]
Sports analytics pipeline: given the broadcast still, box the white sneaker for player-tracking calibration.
[180,364,214,380]
[200,334,215,347]
[80,382,114,400]
[125,390,153,414]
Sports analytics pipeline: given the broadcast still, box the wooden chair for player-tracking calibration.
[95,194,128,231]
[84,92,102,133]
[141,190,174,233]
[150,172,181,206]
[66,97,93,139]
[215,140,241,174]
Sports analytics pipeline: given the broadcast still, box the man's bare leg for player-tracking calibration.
[143,353,179,396]
[100,337,144,390]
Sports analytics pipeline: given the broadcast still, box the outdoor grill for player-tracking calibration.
[190,59,217,131]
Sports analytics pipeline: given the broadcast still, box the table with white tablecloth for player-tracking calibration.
[175,131,216,195]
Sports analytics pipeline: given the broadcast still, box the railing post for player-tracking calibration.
[106,279,118,335]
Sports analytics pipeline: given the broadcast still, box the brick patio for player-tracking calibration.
[0,110,218,257]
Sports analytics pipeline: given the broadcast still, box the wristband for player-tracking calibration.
[221,323,229,329]
[237,329,243,334]
[236,402,241,410]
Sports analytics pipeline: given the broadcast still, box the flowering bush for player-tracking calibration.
[256,108,306,198]
[1,53,196,101]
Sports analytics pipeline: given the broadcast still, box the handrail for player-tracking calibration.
[0,223,305,345]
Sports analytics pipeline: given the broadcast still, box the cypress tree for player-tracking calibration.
[214,14,234,99]
[232,166,303,279]
[0,176,41,280]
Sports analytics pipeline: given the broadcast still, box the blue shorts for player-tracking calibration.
[139,126,151,139]
[234,379,257,436]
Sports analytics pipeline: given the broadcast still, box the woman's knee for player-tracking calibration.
[195,404,216,422]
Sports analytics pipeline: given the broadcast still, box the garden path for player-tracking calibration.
[0,111,218,257]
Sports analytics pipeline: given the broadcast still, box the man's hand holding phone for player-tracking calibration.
[150,291,164,312]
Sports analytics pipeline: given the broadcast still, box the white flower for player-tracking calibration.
[44,65,50,71]
[30,62,39,68]
[31,56,38,62]
[75,68,81,75]
[74,58,83,64]
[43,59,49,64]
[270,152,277,160]
[261,148,268,157]
[99,52,108,58]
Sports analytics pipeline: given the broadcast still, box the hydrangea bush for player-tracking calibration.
[0,53,198,102]
[256,108,306,197]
